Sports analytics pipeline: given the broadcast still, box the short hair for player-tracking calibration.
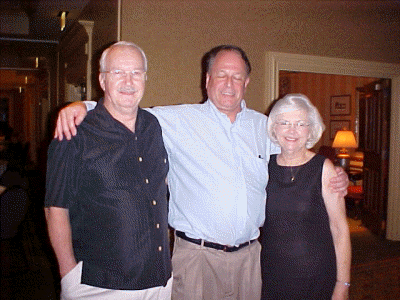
[267,94,326,149]
[205,45,251,75]
[99,41,148,73]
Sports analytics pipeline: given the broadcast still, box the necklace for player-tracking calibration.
[279,155,303,182]
[288,165,299,182]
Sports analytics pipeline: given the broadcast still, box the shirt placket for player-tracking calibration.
[134,134,166,256]
[230,122,248,243]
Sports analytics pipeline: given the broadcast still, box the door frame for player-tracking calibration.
[265,52,400,241]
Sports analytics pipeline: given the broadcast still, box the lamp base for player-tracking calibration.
[336,152,350,170]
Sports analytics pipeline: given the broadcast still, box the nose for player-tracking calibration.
[123,72,134,84]
[286,123,298,132]
[225,76,234,87]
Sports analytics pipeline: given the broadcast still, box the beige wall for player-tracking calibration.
[120,0,399,112]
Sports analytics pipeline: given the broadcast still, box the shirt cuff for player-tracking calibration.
[84,100,97,111]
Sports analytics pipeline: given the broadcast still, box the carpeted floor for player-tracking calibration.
[350,257,400,300]
[349,218,400,299]
[2,209,399,299]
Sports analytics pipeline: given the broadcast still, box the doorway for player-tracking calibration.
[0,69,49,165]
[266,52,400,241]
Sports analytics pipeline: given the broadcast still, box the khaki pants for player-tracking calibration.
[171,235,262,300]
[60,261,172,300]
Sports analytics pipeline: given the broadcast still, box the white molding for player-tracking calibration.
[78,20,94,102]
[387,77,400,240]
[266,52,400,102]
[266,52,400,240]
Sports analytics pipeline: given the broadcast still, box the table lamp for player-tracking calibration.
[332,130,358,170]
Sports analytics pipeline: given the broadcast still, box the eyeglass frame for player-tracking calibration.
[101,69,147,80]
[274,120,311,130]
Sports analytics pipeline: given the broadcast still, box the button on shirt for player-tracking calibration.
[86,99,280,246]
[150,100,280,246]
[45,99,171,290]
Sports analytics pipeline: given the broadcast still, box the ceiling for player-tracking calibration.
[0,0,91,90]
[1,0,399,90]
[0,0,90,41]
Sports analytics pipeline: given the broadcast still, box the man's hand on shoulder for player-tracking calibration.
[55,102,88,141]
[329,166,349,197]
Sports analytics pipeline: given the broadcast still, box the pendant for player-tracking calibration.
[291,176,295,182]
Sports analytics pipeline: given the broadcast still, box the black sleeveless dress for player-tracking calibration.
[261,154,336,299]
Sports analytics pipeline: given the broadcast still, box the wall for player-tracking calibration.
[117,0,400,240]
[120,0,400,112]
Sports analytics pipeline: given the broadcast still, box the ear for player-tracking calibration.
[308,127,313,139]
[244,76,250,89]
[99,73,106,91]
[272,126,277,141]
[307,131,313,144]
[205,73,210,89]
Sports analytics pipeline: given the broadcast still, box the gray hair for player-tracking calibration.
[206,45,251,75]
[267,94,325,149]
[99,41,148,72]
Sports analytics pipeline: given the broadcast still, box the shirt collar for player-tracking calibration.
[206,99,247,124]
[92,98,144,136]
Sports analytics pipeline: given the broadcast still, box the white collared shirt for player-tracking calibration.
[150,100,279,246]
[86,99,279,246]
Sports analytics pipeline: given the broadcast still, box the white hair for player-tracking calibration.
[99,41,148,72]
[267,94,326,149]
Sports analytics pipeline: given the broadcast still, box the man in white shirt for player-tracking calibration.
[54,44,347,300]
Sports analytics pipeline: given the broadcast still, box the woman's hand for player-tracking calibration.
[331,281,350,300]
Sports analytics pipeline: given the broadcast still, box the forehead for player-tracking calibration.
[211,50,247,73]
[106,46,145,70]
[277,109,308,119]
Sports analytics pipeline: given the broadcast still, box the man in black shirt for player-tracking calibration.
[44,41,172,299]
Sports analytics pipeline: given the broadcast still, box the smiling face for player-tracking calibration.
[205,50,250,121]
[273,109,311,154]
[99,45,146,116]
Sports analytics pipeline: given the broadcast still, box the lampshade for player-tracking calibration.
[332,130,358,149]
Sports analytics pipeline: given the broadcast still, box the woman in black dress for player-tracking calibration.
[261,94,351,300]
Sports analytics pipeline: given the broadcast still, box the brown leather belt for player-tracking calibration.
[176,231,256,252]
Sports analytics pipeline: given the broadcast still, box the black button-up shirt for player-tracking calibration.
[45,99,171,290]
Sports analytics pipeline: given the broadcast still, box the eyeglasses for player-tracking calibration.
[275,120,310,129]
[102,70,147,80]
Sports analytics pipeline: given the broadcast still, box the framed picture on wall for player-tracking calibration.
[330,120,350,139]
[330,95,351,116]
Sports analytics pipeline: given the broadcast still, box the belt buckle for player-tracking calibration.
[223,245,228,252]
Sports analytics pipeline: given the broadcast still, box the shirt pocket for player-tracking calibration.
[242,155,269,189]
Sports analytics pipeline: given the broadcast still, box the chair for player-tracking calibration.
[345,152,364,219]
